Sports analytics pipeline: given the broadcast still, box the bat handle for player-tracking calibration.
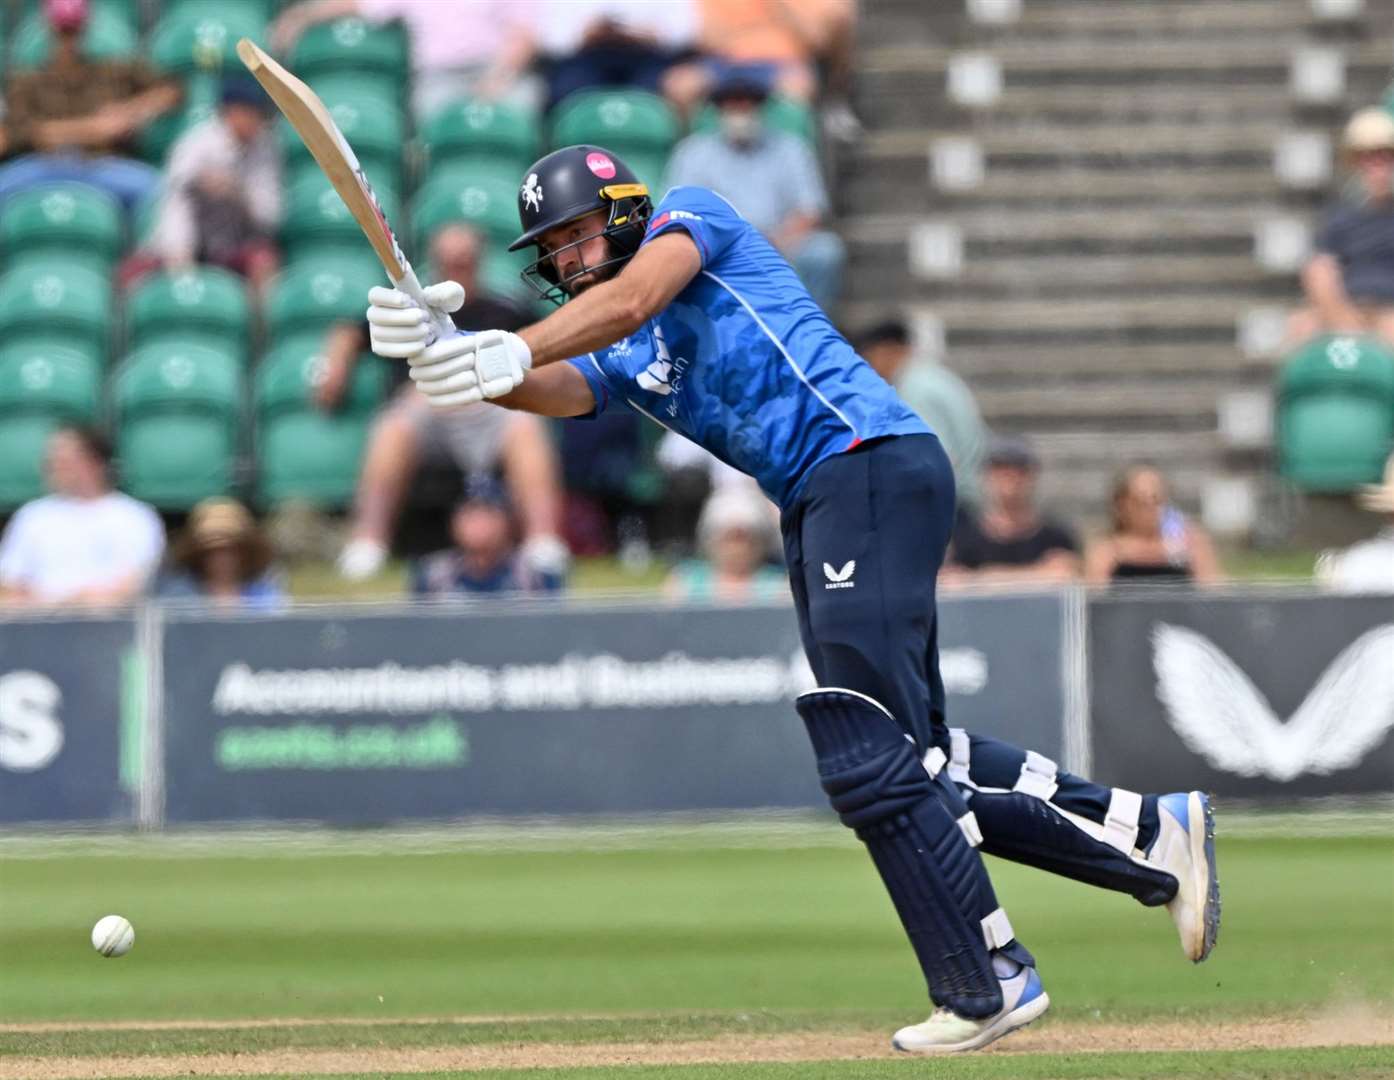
[394,264,458,346]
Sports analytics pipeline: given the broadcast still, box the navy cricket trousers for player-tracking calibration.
[781,433,952,754]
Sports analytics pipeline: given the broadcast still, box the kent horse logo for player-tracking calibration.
[1151,623,1394,781]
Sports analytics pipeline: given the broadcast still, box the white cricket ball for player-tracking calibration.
[91,914,135,958]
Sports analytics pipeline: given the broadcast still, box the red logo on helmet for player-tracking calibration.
[586,152,617,179]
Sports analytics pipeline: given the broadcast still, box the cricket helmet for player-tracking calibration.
[509,144,652,305]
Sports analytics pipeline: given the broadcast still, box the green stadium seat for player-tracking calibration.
[0,183,123,270]
[550,89,679,192]
[422,98,540,177]
[255,336,387,507]
[0,260,113,360]
[126,267,252,360]
[139,71,220,165]
[282,79,405,189]
[690,95,818,145]
[266,254,385,342]
[0,344,102,509]
[411,170,521,258]
[1277,334,1394,491]
[8,4,138,68]
[291,16,408,102]
[149,2,267,75]
[112,343,243,508]
[280,171,403,260]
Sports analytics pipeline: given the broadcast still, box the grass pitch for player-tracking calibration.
[1,822,1390,1079]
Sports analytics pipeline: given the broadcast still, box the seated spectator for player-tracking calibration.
[0,0,179,213]
[538,0,701,113]
[1083,464,1222,586]
[1315,452,1394,594]
[1286,107,1394,350]
[0,426,164,607]
[412,477,565,596]
[120,77,281,292]
[665,486,785,603]
[856,318,988,506]
[271,0,540,118]
[652,429,758,556]
[158,498,285,609]
[942,437,1080,587]
[330,225,568,583]
[664,63,845,310]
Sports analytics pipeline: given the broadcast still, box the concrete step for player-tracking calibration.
[944,342,1278,379]
[961,168,1283,206]
[847,206,1276,245]
[1006,0,1313,37]
[947,254,1275,293]
[862,124,1297,158]
[973,380,1224,427]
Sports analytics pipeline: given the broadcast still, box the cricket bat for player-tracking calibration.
[236,37,455,344]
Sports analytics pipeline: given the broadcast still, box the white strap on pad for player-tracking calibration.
[981,907,1014,950]
[1101,787,1143,853]
[1013,750,1059,801]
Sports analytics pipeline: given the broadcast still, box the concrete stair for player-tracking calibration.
[840,0,1394,531]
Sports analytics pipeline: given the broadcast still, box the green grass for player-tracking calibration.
[1,835,1390,1028]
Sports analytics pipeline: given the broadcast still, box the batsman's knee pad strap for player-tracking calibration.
[797,688,1015,1018]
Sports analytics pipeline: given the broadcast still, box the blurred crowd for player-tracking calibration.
[1,1,1392,609]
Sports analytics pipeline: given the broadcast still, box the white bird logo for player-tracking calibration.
[824,561,856,583]
[521,173,543,212]
[1151,622,1394,781]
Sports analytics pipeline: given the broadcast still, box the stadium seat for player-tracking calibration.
[422,98,540,178]
[8,4,138,68]
[550,89,679,192]
[126,268,252,360]
[282,79,405,191]
[280,171,403,261]
[140,71,220,165]
[149,3,268,75]
[254,335,387,507]
[266,254,385,342]
[0,183,123,271]
[411,170,521,259]
[112,343,243,509]
[690,95,818,145]
[1276,334,1394,491]
[291,16,409,103]
[0,260,113,360]
[0,344,102,509]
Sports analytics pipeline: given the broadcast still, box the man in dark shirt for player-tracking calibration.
[943,437,1080,585]
[1288,107,1394,349]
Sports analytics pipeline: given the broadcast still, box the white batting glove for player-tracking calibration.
[408,329,531,407]
[366,281,465,360]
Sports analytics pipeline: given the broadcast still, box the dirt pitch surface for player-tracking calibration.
[6,1013,1394,1079]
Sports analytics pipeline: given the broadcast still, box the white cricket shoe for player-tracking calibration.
[1147,791,1221,962]
[891,964,1049,1055]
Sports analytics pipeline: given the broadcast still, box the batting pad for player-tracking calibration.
[796,688,1032,1019]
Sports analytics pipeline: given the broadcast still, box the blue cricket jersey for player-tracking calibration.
[565,186,929,508]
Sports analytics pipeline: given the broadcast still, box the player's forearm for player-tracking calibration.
[1303,255,1362,326]
[517,278,646,367]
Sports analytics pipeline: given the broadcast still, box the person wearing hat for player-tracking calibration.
[159,499,284,609]
[941,436,1081,587]
[665,484,785,602]
[664,62,846,310]
[1316,451,1394,594]
[1287,106,1394,349]
[411,477,566,597]
[125,75,282,291]
[0,0,179,213]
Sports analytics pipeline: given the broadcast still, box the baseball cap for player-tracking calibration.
[985,435,1039,470]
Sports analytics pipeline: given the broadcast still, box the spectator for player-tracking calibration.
[0,426,164,607]
[0,0,179,213]
[159,498,285,609]
[537,0,700,113]
[665,63,844,310]
[1315,452,1394,594]
[1083,464,1222,586]
[942,437,1080,587]
[412,477,565,596]
[856,318,988,506]
[271,0,540,118]
[121,77,281,291]
[1286,107,1394,349]
[665,486,785,603]
[334,225,568,583]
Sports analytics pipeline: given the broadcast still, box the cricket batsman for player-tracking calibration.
[364,145,1221,1054]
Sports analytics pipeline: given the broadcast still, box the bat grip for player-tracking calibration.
[394,264,459,346]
